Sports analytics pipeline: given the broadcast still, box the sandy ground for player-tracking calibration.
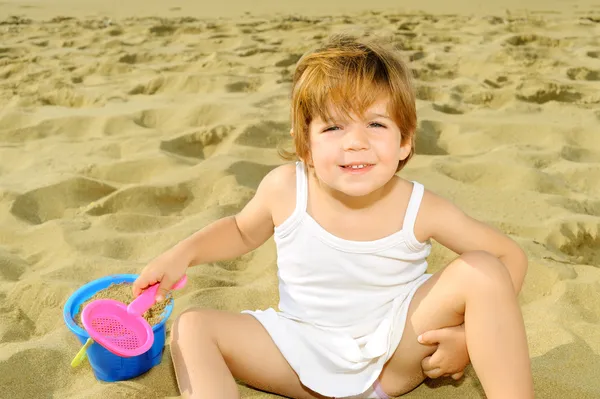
[1,1,600,398]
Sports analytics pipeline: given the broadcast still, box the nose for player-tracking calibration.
[343,126,370,151]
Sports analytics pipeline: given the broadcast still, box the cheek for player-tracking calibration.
[309,136,336,164]
[374,135,403,159]
[310,148,336,170]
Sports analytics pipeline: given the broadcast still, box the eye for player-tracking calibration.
[369,122,386,128]
[323,125,341,132]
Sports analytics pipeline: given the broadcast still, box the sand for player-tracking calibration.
[72,282,169,329]
[1,0,600,398]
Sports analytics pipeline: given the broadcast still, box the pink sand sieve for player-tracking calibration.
[81,275,187,357]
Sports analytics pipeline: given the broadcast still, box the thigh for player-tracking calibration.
[173,308,329,399]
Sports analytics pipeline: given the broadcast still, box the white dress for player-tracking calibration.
[243,162,432,398]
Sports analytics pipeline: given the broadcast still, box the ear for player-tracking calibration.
[399,138,412,160]
[290,128,294,138]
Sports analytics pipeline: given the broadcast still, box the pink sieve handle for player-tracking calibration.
[127,275,188,316]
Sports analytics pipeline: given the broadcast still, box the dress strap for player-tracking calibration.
[295,161,308,213]
[402,182,425,233]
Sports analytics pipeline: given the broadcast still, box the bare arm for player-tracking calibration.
[420,191,528,294]
[132,165,290,298]
[173,167,281,267]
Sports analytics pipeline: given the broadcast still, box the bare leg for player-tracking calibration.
[379,251,534,399]
[170,309,330,399]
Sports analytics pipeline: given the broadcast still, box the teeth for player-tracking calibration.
[349,164,367,169]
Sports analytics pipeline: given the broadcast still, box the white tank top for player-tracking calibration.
[275,161,431,330]
[245,161,432,397]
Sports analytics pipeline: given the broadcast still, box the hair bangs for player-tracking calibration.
[298,53,394,127]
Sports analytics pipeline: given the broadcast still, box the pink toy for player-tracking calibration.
[81,276,187,357]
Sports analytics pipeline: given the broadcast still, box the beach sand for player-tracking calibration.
[1,1,600,398]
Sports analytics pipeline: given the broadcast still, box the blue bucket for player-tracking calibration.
[63,274,174,382]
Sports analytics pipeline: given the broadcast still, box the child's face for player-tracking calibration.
[307,96,411,198]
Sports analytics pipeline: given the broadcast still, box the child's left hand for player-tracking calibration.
[418,324,470,380]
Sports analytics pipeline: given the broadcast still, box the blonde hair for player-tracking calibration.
[280,33,417,172]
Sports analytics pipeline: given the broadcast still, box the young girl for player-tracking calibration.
[132,34,534,399]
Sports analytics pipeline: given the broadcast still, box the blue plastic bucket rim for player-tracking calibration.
[63,273,175,338]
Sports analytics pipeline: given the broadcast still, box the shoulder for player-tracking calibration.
[413,185,465,243]
[259,162,298,226]
[236,163,297,224]
[421,188,457,212]
[415,184,526,263]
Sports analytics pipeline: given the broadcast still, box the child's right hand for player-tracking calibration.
[132,247,190,302]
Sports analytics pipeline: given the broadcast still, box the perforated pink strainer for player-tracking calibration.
[81,275,187,357]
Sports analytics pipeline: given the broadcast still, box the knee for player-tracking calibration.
[448,251,513,291]
[170,308,212,345]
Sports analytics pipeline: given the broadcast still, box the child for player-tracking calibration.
[132,34,534,399]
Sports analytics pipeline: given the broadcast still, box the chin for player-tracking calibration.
[334,181,385,197]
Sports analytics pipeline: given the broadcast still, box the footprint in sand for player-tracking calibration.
[515,79,583,104]
[0,250,27,282]
[132,103,225,131]
[411,63,456,82]
[414,84,439,102]
[545,220,600,267]
[38,86,106,107]
[504,34,561,47]
[409,51,426,62]
[160,125,233,159]
[148,23,178,37]
[236,46,278,58]
[415,82,473,115]
[225,77,263,93]
[0,302,36,343]
[432,103,466,115]
[0,46,28,59]
[117,52,155,65]
[86,184,193,217]
[587,50,600,59]
[566,67,600,81]
[10,177,116,225]
[0,15,32,25]
[560,145,600,164]
[274,53,302,68]
[234,120,289,149]
[415,120,450,155]
[132,107,177,128]
[226,160,277,190]
[129,74,203,95]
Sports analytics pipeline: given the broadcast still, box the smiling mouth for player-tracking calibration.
[340,163,373,173]
[340,163,374,169]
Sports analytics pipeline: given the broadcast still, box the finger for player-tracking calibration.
[451,371,464,380]
[156,276,176,302]
[424,368,443,379]
[421,356,436,372]
[418,330,441,345]
[132,273,158,298]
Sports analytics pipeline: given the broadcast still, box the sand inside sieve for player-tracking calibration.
[74,282,169,329]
